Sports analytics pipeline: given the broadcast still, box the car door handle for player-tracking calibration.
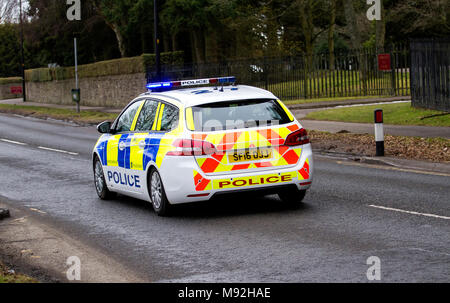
[119,141,126,151]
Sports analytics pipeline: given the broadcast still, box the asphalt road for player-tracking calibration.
[0,113,449,282]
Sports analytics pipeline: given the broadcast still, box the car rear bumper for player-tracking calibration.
[159,144,313,204]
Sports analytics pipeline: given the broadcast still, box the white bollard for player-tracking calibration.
[374,109,384,156]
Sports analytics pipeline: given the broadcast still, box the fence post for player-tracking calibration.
[263,57,268,91]
[303,57,308,99]
[390,45,397,96]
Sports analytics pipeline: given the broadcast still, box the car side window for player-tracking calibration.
[159,103,179,132]
[115,100,143,133]
[135,99,159,131]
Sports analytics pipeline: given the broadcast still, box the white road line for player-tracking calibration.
[37,146,79,156]
[29,207,47,214]
[0,138,27,145]
[368,204,450,220]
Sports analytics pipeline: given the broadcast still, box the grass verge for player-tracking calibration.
[284,95,393,105]
[305,102,450,127]
[309,130,450,163]
[0,104,118,125]
[0,262,37,283]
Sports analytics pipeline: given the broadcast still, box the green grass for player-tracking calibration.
[0,104,118,124]
[305,102,450,127]
[0,263,36,283]
[0,273,36,283]
[284,95,392,105]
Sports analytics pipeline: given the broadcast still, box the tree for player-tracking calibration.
[343,0,367,94]
[387,0,450,39]
[92,0,135,57]
[0,0,18,23]
[0,23,21,77]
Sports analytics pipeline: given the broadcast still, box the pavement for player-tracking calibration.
[0,113,449,282]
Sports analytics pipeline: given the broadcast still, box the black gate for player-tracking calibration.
[410,39,450,111]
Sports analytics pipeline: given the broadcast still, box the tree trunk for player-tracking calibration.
[192,30,205,63]
[298,0,315,98]
[343,0,361,49]
[110,22,126,58]
[375,0,385,51]
[299,0,314,71]
[328,0,336,70]
[92,1,127,57]
[163,33,170,52]
[171,33,177,51]
[343,0,367,95]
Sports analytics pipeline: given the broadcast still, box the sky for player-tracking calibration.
[0,0,29,24]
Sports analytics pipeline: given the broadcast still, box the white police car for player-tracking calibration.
[92,77,313,215]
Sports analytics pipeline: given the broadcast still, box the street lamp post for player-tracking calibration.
[19,0,26,102]
[154,0,161,81]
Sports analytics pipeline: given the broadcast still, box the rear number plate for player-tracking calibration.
[228,148,273,163]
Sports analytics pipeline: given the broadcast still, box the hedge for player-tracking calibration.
[24,51,184,82]
[0,77,22,85]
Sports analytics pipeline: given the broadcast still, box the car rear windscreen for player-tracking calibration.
[190,99,291,131]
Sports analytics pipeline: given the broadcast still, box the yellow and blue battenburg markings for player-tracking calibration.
[96,138,108,166]
[142,135,164,170]
[96,133,165,171]
[118,134,131,168]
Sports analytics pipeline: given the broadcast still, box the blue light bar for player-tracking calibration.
[146,76,236,91]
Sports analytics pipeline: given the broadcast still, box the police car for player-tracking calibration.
[92,77,313,216]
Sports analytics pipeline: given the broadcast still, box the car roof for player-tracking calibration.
[139,85,278,107]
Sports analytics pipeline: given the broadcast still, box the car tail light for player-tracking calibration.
[284,128,310,146]
[167,139,217,156]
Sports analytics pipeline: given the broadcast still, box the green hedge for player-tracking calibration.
[25,51,184,82]
[0,77,22,85]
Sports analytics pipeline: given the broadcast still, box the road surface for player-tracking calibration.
[0,113,449,282]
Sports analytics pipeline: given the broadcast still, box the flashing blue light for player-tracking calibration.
[147,83,163,89]
[219,76,235,83]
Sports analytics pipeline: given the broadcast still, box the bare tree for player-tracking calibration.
[0,0,19,23]
[343,0,368,94]
[390,0,450,35]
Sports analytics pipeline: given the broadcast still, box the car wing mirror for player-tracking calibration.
[97,121,112,134]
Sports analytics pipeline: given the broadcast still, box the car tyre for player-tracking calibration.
[278,188,307,208]
[93,156,115,200]
[149,168,171,216]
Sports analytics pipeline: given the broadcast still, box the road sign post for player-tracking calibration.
[74,37,80,113]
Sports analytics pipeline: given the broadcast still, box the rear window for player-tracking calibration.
[189,99,292,131]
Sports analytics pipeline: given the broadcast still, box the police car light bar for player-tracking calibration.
[146,76,236,91]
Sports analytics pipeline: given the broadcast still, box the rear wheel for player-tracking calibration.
[93,157,115,200]
[278,188,306,208]
[149,168,171,216]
